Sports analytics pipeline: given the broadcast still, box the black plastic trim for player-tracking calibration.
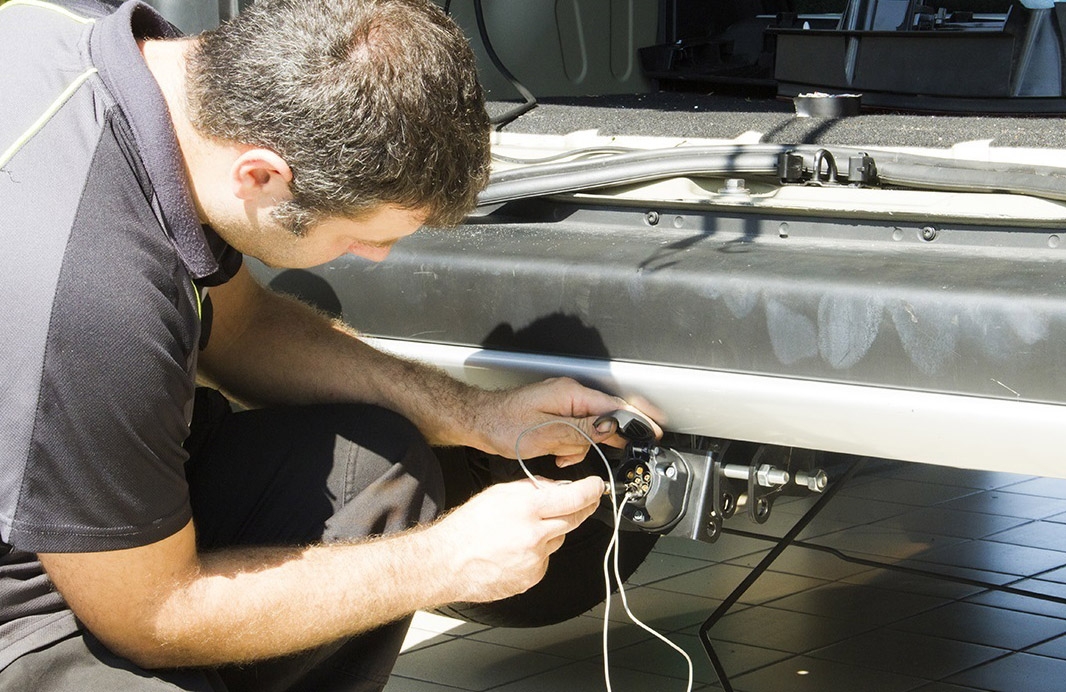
[252,200,1066,408]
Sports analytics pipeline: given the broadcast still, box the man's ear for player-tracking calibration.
[230,148,293,202]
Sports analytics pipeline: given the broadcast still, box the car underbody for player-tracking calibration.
[253,90,1066,533]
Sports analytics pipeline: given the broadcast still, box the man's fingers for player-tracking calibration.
[537,506,599,550]
[533,476,603,520]
[543,413,624,451]
[584,406,665,449]
[555,451,589,468]
[545,534,566,555]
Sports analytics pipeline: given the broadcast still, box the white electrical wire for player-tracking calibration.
[606,494,695,692]
[513,420,694,692]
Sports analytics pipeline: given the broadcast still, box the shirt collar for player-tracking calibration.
[89,1,235,283]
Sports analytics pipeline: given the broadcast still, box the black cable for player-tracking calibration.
[849,147,1066,203]
[722,526,1066,607]
[478,144,789,205]
[478,143,1066,206]
[473,0,537,128]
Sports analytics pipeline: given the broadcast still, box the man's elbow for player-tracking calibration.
[89,621,195,670]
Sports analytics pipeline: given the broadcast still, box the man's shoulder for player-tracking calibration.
[0,0,124,21]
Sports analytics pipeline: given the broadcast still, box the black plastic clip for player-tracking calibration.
[847,153,879,185]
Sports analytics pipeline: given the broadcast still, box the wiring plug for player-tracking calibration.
[603,464,652,499]
[623,463,652,499]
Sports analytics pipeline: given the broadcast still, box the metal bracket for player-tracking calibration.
[778,149,878,186]
[660,442,827,542]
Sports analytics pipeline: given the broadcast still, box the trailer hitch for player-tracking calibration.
[598,411,828,541]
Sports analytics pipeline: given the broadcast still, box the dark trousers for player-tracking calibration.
[1,391,444,692]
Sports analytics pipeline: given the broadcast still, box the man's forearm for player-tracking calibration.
[42,477,604,671]
[200,266,653,461]
[145,526,454,668]
[199,270,491,449]
[325,319,495,449]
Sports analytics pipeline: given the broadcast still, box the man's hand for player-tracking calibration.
[472,377,664,466]
[432,475,604,603]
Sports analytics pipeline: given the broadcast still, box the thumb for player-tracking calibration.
[536,475,605,518]
[586,412,634,450]
[554,415,615,468]
[592,414,617,438]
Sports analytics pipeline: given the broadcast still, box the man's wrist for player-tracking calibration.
[405,519,470,606]
[458,386,507,455]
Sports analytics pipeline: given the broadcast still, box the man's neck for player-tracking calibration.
[140,39,214,224]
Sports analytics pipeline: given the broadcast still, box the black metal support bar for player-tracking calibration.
[722,529,1066,608]
[698,459,863,692]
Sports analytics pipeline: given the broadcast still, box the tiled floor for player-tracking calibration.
[385,459,1066,691]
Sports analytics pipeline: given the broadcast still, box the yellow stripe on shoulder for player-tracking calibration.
[0,67,98,169]
[0,0,96,24]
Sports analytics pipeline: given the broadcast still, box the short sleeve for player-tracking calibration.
[5,123,200,553]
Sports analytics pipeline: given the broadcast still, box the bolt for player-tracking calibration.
[756,464,790,487]
[664,464,677,479]
[718,178,751,198]
[795,469,828,492]
[645,210,660,226]
[920,226,938,242]
[631,510,646,522]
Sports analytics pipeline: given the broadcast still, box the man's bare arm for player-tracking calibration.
[40,476,603,669]
[198,266,660,462]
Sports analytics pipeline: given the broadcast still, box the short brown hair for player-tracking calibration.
[185,0,490,234]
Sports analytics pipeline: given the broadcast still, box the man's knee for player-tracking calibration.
[321,404,444,541]
[187,401,443,549]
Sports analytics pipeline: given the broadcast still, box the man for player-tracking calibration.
[0,0,659,689]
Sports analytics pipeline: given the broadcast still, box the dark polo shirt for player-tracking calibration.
[0,0,239,667]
